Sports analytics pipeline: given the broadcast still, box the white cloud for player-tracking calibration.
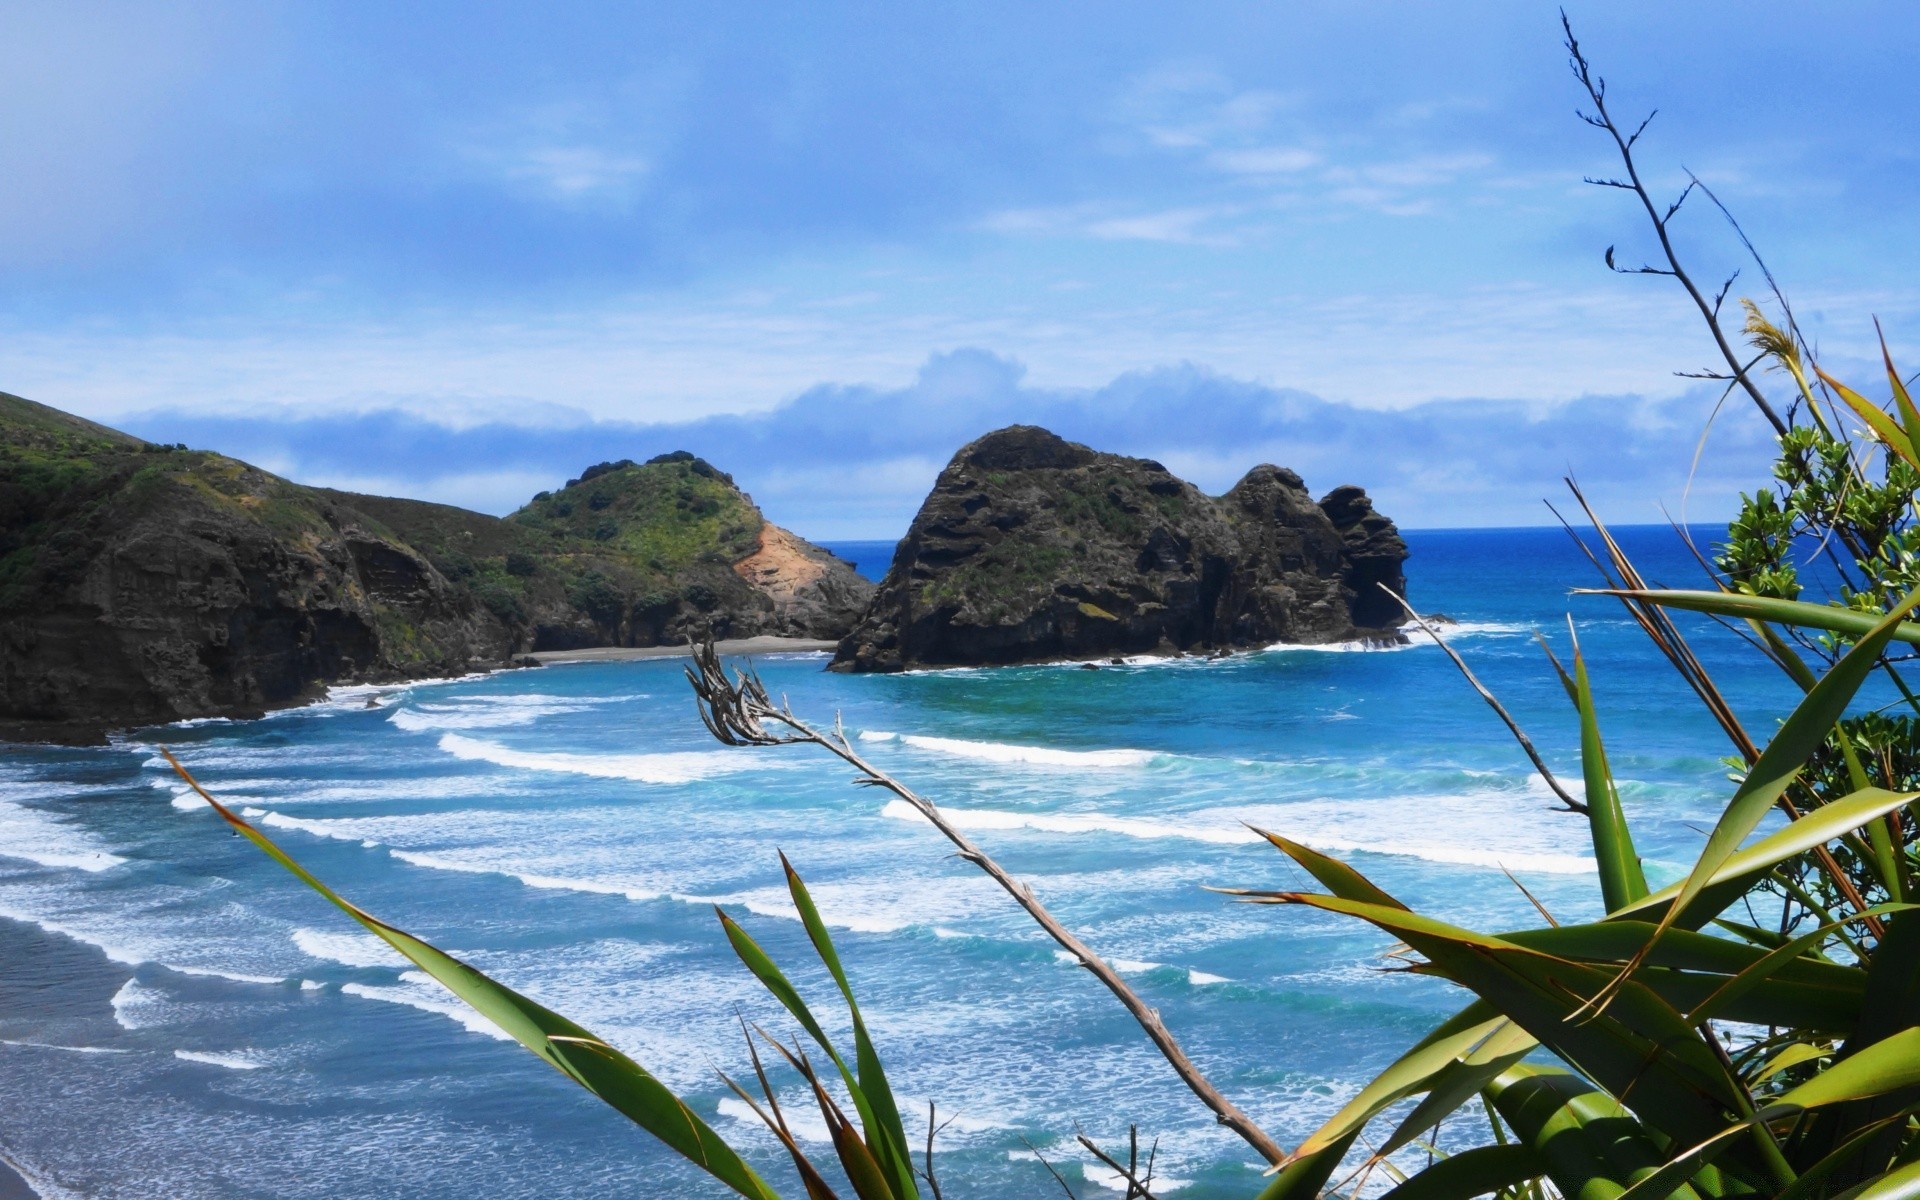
[1206,146,1321,175]
[496,144,651,201]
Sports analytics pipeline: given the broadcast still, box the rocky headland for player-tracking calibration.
[831,425,1407,672]
[0,393,870,740]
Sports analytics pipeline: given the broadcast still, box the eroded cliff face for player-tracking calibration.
[0,394,872,740]
[0,408,510,739]
[830,426,1408,673]
[339,452,874,651]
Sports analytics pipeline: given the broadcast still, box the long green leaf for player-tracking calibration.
[1610,788,1920,929]
[1820,366,1920,470]
[1573,648,1649,912]
[1633,586,1920,961]
[1686,905,1912,1026]
[1261,892,1765,1175]
[1587,591,1920,649]
[778,855,918,1200]
[1377,1144,1546,1200]
[719,913,902,1199]
[163,752,779,1200]
[1377,1020,1536,1160]
[1488,1065,1705,1200]
[1830,1156,1920,1200]
[1284,1001,1503,1162]
[1249,828,1408,909]
[1769,1027,1920,1112]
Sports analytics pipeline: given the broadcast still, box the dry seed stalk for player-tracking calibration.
[684,640,1289,1166]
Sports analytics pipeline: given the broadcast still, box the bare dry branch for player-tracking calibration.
[1076,1126,1163,1200]
[1378,586,1587,813]
[686,642,1291,1166]
[1563,12,1789,438]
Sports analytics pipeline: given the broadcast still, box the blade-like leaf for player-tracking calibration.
[719,911,904,1195]
[1249,828,1408,909]
[1610,788,1920,930]
[1377,1019,1536,1160]
[1263,893,1765,1176]
[1377,1144,1546,1200]
[1770,1027,1920,1112]
[1633,586,1920,959]
[1284,1001,1503,1162]
[1820,366,1920,469]
[1828,1155,1920,1200]
[1686,905,1912,1026]
[1883,334,1920,459]
[1488,1065,1708,1200]
[1573,646,1650,912]
[778,855,918,1200]
[162,752,779,1200]
[1580,591,1920,650]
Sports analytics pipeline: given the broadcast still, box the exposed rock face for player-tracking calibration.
[345,451,872,650]
[0,397,509,739]
[831,426,1407,672]
[0,393,871,740]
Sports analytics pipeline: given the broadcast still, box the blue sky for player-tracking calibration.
[3,2,1915,536]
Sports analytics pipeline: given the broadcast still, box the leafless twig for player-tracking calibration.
[1021,1136,1081,1200]
[1564,12,1788,438]
[1379,587,1585,813]
[685,640,1290,1166]
[1077,1126,1162,1199]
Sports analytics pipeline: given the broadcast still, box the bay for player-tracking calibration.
[0,526,1804,1198]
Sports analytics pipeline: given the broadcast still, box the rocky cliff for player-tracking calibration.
[337,450,871,649]
[0,393,871,740]
[830,425,1406,672]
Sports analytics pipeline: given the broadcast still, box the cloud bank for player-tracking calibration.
[117,349,1779,539]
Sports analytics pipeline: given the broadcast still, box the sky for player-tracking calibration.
[2,2,1916,536]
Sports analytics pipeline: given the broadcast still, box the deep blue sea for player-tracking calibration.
[0,527,1813,1198]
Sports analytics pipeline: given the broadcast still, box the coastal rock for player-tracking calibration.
[830,426,1406,672]
[344,451,873,650]
[0,395,510,739]
[0,393,872,740]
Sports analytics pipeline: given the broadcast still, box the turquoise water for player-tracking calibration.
[0,528,1806,1198]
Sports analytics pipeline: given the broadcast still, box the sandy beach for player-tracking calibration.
[523,636,839,665]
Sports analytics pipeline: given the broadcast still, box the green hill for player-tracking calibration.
[0,394,873,740]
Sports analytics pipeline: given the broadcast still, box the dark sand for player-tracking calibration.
[524,636,837,664]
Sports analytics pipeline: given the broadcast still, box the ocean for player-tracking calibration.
[0,526,1808,1198]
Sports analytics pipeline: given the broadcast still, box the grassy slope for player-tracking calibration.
[325,454,769,637]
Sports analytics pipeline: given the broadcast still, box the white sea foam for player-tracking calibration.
[1085,1163,1190,1192]
[1261,638,1416,655]
[861,730,1159,768]
[110,979,169,1030]
[388,695,594,733]
[341,972,512,1041]
[292,927,406,969]
[887,799,1255,845]
[387,849,661,901]
[1188,970,1231,986]
[173,1049,265,1070]
[881,797,1596,875]
[717,1096,834,1144]
[435,733,753,783]
[0,1039,129,1054]
[0,797,127,873]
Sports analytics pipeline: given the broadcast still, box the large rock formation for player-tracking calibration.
[831,426,1406,672]
[0,393,871,740]
[338,450,871,649]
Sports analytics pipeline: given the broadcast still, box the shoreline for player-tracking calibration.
[0,638,840,746]
[524,636,839,664]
